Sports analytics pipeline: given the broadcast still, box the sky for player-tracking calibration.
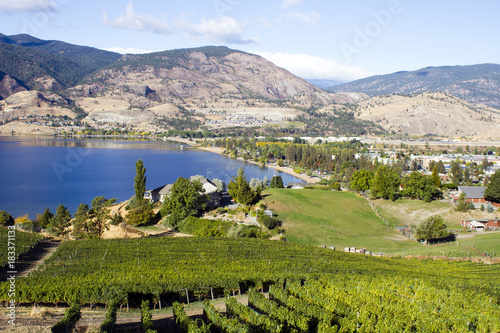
[1,0,500,82]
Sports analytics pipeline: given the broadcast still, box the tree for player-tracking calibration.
[270,175,284,189]
[436,160,446,174]
[414,215,452,245]
[71,203,89,239]
[486,202,495,213]
[371,165,400,200]
[0,210,15,227]
[450,159,463,185]
[38,208,53,229]
[349,169,374,192]
[484,170,500,203]
[160,177,207,228]
[481,157,490,171]
[401,172,442,202]
[134,159,147,202]
[48,204,72,236]
[126,201,154,226]
[227,168,257,206]
[455,192,470,212]
[212,178,227,193]
[87,197,115,238]
[432,166,442,187]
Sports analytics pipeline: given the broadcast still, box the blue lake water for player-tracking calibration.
[0,136,303,218]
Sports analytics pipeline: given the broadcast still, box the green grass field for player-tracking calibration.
[263,189,500,258]
[263,189,414,252]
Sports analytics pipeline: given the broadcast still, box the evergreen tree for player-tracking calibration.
[0,210,15,227]
[48,204,72,236]
[38,208,53,229]
[87,197,115,239]
[484,170,500,203]
[134,159,147,202]
[71,203,89,239]
[455,193,470,212]
[450,159,463,185]
[432,166,442,187]
[227,168,257,206]
[270,175,284,188]
[436,160,446,174]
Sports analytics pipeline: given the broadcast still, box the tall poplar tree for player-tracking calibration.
[134,159,147,202]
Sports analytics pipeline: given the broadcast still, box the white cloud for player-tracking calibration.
[282,0,303,9]
[0,0,57,12]
[179,15,258,45]
[279,11,320,25]
[102,1,172,35]
[254,52,372,82]
[104,47,160,55]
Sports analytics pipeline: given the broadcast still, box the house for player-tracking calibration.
[457,186,500,209]
[198,178,222,208]
[145,177,222,208]
[457,186,488,209]
[461,219,500,231]
[144,184,173,203]
[286,182,307,189]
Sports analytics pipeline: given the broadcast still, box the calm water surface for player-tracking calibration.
[0,136,302,218]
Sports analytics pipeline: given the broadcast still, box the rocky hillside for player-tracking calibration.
[329,64,500,110]
[355,92,500,138]
[0,71,27,100]
[70,47,365,107]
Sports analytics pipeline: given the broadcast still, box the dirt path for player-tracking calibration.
[0,239,61,281]
[18,239,61,277]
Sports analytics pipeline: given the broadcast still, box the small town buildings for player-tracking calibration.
[461,219,500,231]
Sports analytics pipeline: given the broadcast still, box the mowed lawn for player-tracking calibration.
[263,189,415,252]
[263,189,500,258]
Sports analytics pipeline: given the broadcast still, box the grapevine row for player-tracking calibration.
[202,300,250,333]
[248,290,311,332]
[225,297,284,332]
[173,302,211,333]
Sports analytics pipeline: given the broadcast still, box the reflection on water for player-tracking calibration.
[0,136,185,150]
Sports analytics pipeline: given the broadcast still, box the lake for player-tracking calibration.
[0,136,303,219]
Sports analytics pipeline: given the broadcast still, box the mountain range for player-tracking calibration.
[328,64,500,110]
[1,33,500,138]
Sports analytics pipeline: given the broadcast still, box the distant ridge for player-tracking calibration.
[329,64,500,109]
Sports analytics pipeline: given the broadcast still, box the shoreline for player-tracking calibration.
[165,137,320,184]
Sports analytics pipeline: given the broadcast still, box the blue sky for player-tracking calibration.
[1,0,500,82]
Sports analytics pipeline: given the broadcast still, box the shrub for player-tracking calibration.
[258,215,281,230]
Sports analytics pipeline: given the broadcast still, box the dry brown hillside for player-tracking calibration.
[355,92,500,138]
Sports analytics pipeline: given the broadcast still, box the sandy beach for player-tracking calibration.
[166,137,320,184]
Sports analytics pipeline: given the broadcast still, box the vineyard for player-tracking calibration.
[0,227,42,268]
[170,277,500,333]
[1,237,499,308]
